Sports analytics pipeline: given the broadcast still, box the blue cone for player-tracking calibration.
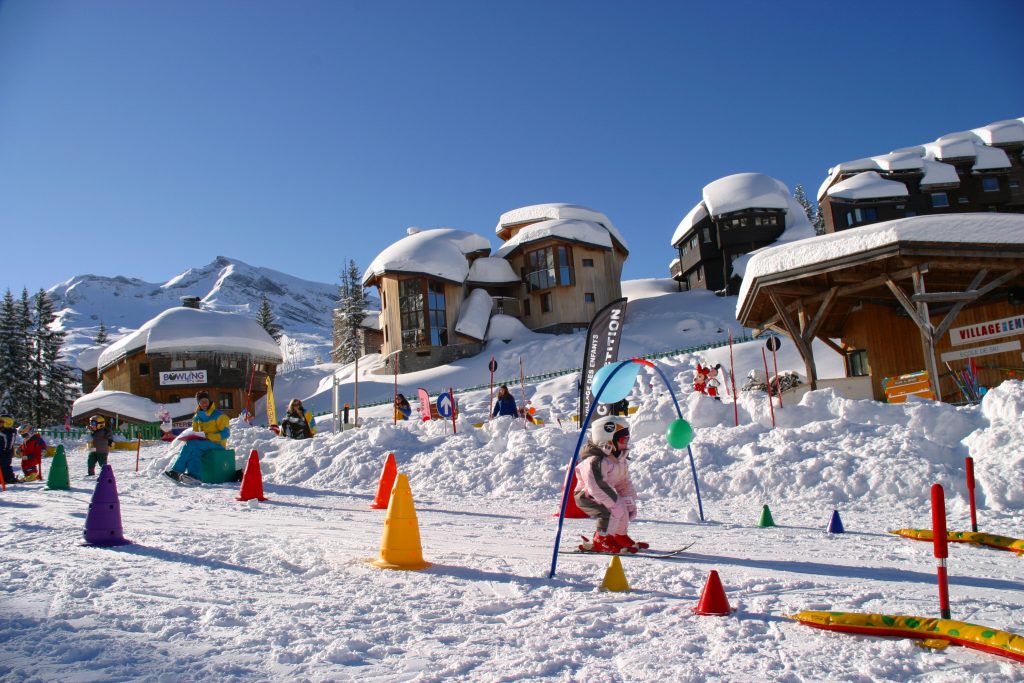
[83,464,131,546]
[826,509,845,534]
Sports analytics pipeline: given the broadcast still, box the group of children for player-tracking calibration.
[0,414,52,484]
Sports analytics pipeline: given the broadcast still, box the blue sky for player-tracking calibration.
[1,0,1022,296]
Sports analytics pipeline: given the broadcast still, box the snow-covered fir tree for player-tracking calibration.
[0,290,33,414]
[256,294,283,342]
[335,259,367,364]
[794,184,825,235]
[32,289,77,426]
[95,321,109,345]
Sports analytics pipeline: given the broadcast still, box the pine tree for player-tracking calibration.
[32,289,77,426]
[793,184,826,236]
[337,260,367,364]
[95,321,109,345]
[256,294,283,342]
[0,289,33,415]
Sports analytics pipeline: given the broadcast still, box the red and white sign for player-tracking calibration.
[949,314,1024,346]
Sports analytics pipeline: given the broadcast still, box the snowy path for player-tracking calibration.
[2,447,1023,682]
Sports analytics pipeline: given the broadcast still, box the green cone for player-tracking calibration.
[757,504,776,528]
[46,446,70,490]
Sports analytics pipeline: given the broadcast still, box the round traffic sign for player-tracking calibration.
[765,336,782,352]
[436,392,454,418]
[488,358,498,373]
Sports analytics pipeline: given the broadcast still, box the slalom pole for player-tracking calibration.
[771,343,782,408]
[931,483,952,619]
[488,356,495,422]
[549,361,634,579]
[449,386,457,435]
[728,331,739,427]
[761,348,776,428]
[393,355,398,426]
[135,436,141,473]
[519,357,529,428]
[965,457,978,532]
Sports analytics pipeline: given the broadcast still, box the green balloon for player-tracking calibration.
[666,418,694,449]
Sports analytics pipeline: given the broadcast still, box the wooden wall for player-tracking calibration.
[842,299,1024,401]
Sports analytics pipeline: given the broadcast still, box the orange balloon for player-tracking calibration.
[528,407,536,414]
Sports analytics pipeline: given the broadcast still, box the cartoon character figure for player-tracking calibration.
[706,364,722,400]
[693,364,709,394]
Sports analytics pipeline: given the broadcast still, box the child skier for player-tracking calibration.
[573,415,647,553]
[86,415,114,477]
[18,425,47,482]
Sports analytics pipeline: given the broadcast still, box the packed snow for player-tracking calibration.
[3,282,1023,681]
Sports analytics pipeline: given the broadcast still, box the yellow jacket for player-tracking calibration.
[193,403,230,446]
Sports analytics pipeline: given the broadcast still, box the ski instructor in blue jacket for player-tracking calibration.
[492,385,518,418]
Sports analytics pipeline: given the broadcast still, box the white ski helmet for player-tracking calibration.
[590,415,630,448]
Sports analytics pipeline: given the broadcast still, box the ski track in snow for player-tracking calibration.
[4,369,1024,681]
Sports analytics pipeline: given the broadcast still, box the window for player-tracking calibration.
[702,227,711,243]
[523,299,531,316]
[541,292,552,313]
[139,363,149,376]
[846,207,878,226]
[846,350,870,377]
[582,258,594,267]
[689,236,697,250]
[526,245,573,291]
[958,197,970,204]
[398,278,447,348]
[584,292,595,303]
[931,192,949,208]
[981,177,1000,193]
[184,359,197,369]
[220,359,237,369]
[171,360,183,370]
[219,392,233,409]
[697,267,703,282]
[1010,179,1020,190]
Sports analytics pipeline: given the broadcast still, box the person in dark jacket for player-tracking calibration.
[0,414,18,484]
[86,415,114,477]
[281,399,316,439]
[492,385,518,418]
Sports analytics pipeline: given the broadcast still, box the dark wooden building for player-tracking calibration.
[819,118,1024,234]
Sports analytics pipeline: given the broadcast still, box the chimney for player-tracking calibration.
[180,296,202,309]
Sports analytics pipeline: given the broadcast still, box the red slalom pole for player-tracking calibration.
[449,386,458,434]
[931,483,952,620]
[761,347,776,428]
[728,331,739,427]
[965,457,978,532]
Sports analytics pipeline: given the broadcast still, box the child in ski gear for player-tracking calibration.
[492,384,518,418]
[18,426,47,482]
[394,394,412,421]
[573,415,646,553]
[165,391,231,481]
[0,414,18,484]
[87,415,114,477]
[281,399,316,439]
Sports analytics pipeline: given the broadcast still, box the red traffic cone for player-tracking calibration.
[236,450,268,502]
[553,471,588,518]
[693,570,731,616]
[370,452,398,509]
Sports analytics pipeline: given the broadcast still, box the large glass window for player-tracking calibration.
[931,192,949,208]
[847,349,870,377]
[526,245,573,291]
[399,278,447,348]
[981,177,1000,192]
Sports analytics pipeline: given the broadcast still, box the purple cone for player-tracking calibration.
[83,464,130,546]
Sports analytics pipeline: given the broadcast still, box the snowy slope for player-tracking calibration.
[48,255,352,369]
[1,368,1023,681]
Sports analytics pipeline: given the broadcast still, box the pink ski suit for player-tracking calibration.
[573,442,637,536]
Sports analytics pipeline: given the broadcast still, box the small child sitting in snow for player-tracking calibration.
[573,415,647,553]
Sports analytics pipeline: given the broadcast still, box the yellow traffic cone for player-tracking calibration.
[372,473,431,570]
[601,555,630,592]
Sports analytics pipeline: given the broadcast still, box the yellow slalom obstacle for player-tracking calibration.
[372,473,431,571]
[601,555,630,592]
[790,610,1024,663]
[889,528,1024,555]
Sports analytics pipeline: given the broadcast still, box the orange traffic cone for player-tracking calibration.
[370,452,398,509]
[554,471,588,518]
[372,473,430,570]
[694,570,732,616]
[236,450,268,502]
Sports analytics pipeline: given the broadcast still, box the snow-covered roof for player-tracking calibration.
[76,345,105,372]
[494,219,613,258]
[972,119,1024,146]
[669,201,709,246]
[702,173,791,217]
[362,228,491,286]
[495,203,628,252]
[466,257,519,284]
[454,288,493,342]
[732,194,816,279]
[919,159,960,187]
[72,389,194,422]
[870,151,923,172]
[972,144,1012,171]
[97,307,283,371]
[737,214,1024,314]
[826,171,909,201]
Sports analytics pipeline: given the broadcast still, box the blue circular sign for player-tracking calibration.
[436,392,454,418]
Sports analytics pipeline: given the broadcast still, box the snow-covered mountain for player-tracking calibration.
[48,256,351,369]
